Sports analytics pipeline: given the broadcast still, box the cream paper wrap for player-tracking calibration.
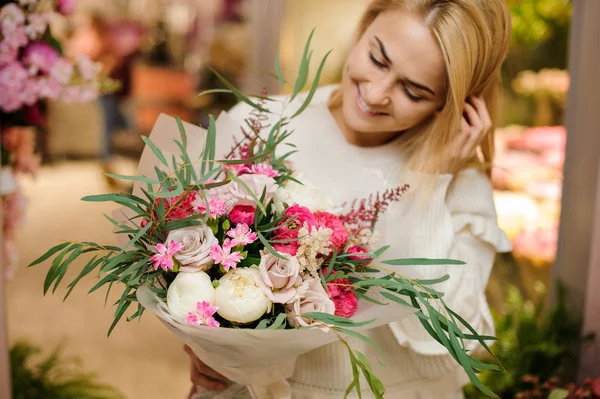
[117,113,416,398]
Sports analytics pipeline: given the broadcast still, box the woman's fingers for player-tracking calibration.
[192,356,228,381]
[470,96,492,131]
[190,362,229,391]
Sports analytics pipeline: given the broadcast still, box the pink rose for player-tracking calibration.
[258,251,305,304]
[314,211,348,252]
[327,278,358,318]
[273,204,316,241]
[225,173,277,206]
[229,204,255,225]
[57,0,76,16]
[347,245,372,264]
[286,278,335,329]
[23,42,59,74]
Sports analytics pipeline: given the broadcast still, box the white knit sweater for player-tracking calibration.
[222,85,512,399]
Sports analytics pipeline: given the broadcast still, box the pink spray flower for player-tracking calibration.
[210,239,243,271]
[227,223,258,246]
[0,61,28,112]
[23,42,60,74]
[250,163,278,178]
[150,240,184,271]
[25,12,50,40]
[194,197,227,218]
[186,301,220,327]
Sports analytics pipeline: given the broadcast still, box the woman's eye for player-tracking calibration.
[369,53,386,69]
[403,86,423,103]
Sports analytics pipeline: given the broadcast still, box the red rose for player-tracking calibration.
[229,205,256,225]
[273,204,316,240]
[347,245,372,265]
[327,278,358,318]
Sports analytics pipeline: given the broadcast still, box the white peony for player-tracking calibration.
[285,175,334,213]
[166,225,217,272]
[167,271,215,319]
[272,186,290,214]
[215,267,272,324]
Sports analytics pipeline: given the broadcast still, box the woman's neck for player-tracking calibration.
[328,104,401,148]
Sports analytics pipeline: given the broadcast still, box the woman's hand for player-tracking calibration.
[184,344,229,398]
[452,95,492,162]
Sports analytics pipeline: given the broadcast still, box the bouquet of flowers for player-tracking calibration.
[30,35,502,398]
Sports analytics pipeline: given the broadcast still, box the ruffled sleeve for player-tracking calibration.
[387,168,511,378]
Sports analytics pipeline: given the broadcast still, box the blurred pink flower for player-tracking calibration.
[50,58,74,84]
[0,4,26,36]
[25,12,49,39]
[38,77,63,100]
[20,78,40,106]
[0,41,19,66]
[75,55,98,81]
[186,301,220,327]
[57,0,76,16]
[23,42,60,74]
[0,61,28,112]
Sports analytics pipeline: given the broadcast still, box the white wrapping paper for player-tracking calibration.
[118,113,417,398]
[137,286,416,398]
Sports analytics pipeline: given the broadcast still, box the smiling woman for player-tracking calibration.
[329,0,511,174]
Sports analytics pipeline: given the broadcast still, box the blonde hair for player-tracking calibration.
[329,0,512,177]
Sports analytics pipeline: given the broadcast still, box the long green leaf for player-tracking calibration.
[291,28,315,100]
[275,50,285,87]
[142,136,168,167]
[210,68,269,112]
[257,232,287,261]
[28,241,70,267]
[266,313,287,329]
[104,173,159,185]
[381,258,465,266]
[292,49,333,118]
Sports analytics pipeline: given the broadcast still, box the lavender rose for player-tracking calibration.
[258,251,305,304]
[166,225,217,272]
[286,278,335,328]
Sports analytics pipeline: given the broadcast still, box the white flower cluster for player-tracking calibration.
[296,223,332,276]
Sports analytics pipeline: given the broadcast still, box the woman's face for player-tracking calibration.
[340,9,447,135]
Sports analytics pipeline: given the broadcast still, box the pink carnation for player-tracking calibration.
[327,278,358,318]
[347,245,372,264]
[314,211,348,252]
[229,204,255,225]
[23,42,60,74]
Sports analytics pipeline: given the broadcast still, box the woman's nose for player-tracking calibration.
[362,81,391,107]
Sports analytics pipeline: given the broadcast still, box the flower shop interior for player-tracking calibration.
[1,0,600,398]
